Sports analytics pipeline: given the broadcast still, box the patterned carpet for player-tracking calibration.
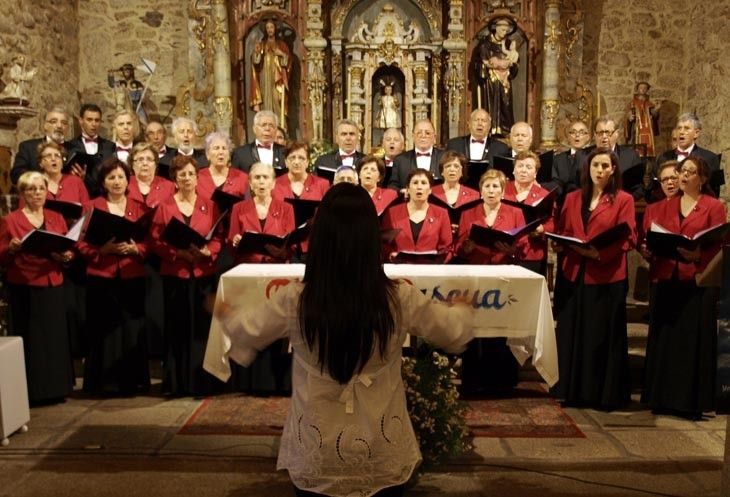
[179,382,584,438]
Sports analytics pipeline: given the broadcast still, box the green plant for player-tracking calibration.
[308,140,334,172]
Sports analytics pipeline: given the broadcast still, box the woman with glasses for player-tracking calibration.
[641,156,726,419]
[127,143,175,209]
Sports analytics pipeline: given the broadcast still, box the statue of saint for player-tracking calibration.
[250,19,290,128]
[0,55,37,104]
[474,17,519,137]
[108,63,149,125]
[375,80,401,129]
[625,81,661,157]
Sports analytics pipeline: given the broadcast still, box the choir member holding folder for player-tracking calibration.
[502,151,554,275]
[0,172,75,405]
[149,155,224,396]
[127,143,175,209]
[549,148,636,410]
[38,141,89,212]
[381,169,452,263]
[273,142,329,201]
[430,151,480,234]
[642,156,727,419]
[78,159,150,395]
[196,131,249,203]
[356,155,399,215]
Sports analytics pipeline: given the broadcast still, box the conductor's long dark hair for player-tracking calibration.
[299,183,399,384]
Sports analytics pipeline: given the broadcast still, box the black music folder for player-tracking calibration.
[21,214,86,257]
[468,218,543,250]
[161,213,226,249]
[465,160,490,190]
[492,155,515,180]
[500,187,558,224]
[63,151,97,174]
[392,250,447,264]
[546,222,631,250]
[621,164,646,193]
[537,150,554,184]
[44,199,83,220]
[428,195,482,225]
[83,207,156,246]
[237,222,311,256]
[646,221,730,261]
[315,165,337,183]
[284,198,321,227]
[211,188,245,213]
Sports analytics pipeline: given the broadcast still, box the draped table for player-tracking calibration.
[204,264,557,386]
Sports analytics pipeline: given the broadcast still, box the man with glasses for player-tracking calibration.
[232,110,286,173]
[655,113,722,197]
[387,119,444,190]
[546,119,591,198]
[11,107,73,185]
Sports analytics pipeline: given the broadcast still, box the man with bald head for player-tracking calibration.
[11,107,73,185]
[145,120,174,175]
[446,108,509,165]
[388,119,444,190]
[507,121,533,156]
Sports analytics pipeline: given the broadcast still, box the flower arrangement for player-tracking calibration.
[308,140,334,173]
[402,342,472,468]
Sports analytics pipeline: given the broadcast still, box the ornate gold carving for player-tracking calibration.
[214,96,232,122]
[564,14,583,60]
[541,99,559,129]
[545,20,560,52]
[444,54,465,123]
[185,0,215,105]
[332,0,441,39]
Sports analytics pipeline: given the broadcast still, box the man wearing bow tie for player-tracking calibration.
[168,116,208,168]
[388,119,444,190]
[545,119,591,198]
[655,113,722,196]
[313,119,364,176]
[231,110,285,173]
[446,108,509,165]
[65,103,116,194]
[380,127,405,186]
[11,107,73,186]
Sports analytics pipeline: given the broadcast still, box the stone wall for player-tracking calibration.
[0,0,79,141]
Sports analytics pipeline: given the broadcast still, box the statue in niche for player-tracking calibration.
[625,81,661,157]
[375,79,401,129]
[250,19,290,128]
[0,55,37,105]
[474,16,519,137]
[107,63,149,125]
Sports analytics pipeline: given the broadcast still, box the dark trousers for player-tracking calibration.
[294,484,405,497]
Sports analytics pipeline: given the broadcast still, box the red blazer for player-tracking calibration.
[148,195,222,278]
[77,197,148,279]
[228,197,295,263]
[558,189,637,284]
[128,175,175,209]
[19,174,90,209]
[503,181,554,262]
[431,184,480,207]
[640,197,674,281]
[196,167,249,200]
[273,173,329,200]
[382,203,453,258]
[0,208,67,286]
[370,187,399,216]
[455,202,527,264]
[649,194,727,281]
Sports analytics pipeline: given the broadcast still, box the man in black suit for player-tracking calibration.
[388,119,444,190]
[544,119,591,198]
[655,113,722,196]
[446,108,510,165]
[11,107,72,185]
[380,127,405,186]
[313,119,364,174]
[144,120,174,172]
[231,110,285,173]
[577,116,645,199]
[65,103,115,194]
[167,116,208,168]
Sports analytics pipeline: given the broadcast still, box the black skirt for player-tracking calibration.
[83,276,149,395]
[162,274,224,396]
[7,283,74,404]
[144,258,165,357]
[642,279,717,415]
[551,273,630,409]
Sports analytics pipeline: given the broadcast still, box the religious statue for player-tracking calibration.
[375,79,401,129]
[0,55,37,105]
[625,81,661,157]
[474,17,519,137]
[250,19,290,128]
[108,63,149,125]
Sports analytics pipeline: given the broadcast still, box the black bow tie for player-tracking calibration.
[257,143,272,150]
[471,139,485,144]
[416,152,430,158]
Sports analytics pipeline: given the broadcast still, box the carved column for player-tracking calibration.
[348,59,366,130]
[539,1,561,149]
[443,0,467,139]
[303,0,327,143]
[411,52,431,124]
[211,0,232,134]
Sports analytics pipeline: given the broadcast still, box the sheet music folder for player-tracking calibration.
[428,195,482,225]
[646,221,730,260]
[546,222,631,250]
[468,218,543,250]
[21,214,86,257]
[500,187,558,224]
[161,214,225,249]
[83,207,155,246]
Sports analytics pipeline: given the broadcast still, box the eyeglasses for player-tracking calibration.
[680,168,698,176]
[41,152,63,159]
[595,129,617,136]
[568,130,588,136]
[659,175,679,184]
[133,156,155,163]
[45,119,69,126]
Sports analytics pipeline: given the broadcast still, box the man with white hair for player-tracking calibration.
[11,106,73,185]
[169,116,208,167]
[507,121,533,156]
[232,110,286,173]
[387,119,444,190]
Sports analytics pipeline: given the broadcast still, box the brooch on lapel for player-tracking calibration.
[201,204,206,212]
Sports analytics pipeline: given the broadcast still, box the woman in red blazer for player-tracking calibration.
[127,142,176,209]
[273,142,329,201]
[357,155,399,216]
[642,156,726,418]
[0,171,75,405]
[502,151,554,274]
[196,131,249,202]
[454,168,526,395]
[229,162,295,264]
[550,148,637,410]
[381,169,452,263]
[431,151,480,207]
[78,159,150,395]
[38,141,90,208]
[149,155,224,396]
